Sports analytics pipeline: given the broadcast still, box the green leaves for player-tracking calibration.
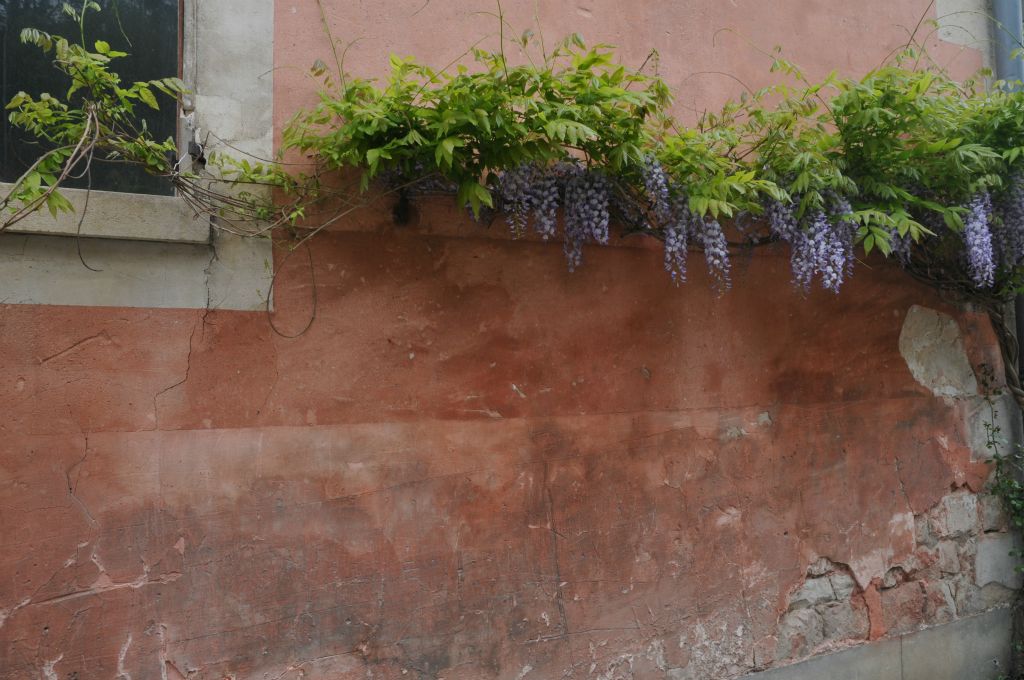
[543,119,598,145]
[458,180,494,218]
[434,136,464,168]
[280,36,668,204]
[136,85,159,110]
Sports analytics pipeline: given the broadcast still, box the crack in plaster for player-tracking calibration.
[63,432,97,528]
[117,633,133,680]
[0,597,30,630]
[22,551,181,611]
[152,245,216,429]
[543,461,572,648]
[152,309,206,429]
[39,331,113,365]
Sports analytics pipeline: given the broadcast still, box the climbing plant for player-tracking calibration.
[8,5,1024,408]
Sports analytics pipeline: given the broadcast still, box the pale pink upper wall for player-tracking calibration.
[274,0,984,134]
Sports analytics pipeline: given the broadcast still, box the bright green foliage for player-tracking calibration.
[652,109,787,220]
[281,34,671,216]
[727,51,1023,258]
[270,38,1024,279]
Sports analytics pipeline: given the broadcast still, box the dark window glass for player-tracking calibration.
[0,1,178,196]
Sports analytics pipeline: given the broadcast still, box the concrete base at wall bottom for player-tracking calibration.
[741,608,1013,680]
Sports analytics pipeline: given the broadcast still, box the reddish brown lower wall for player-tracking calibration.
[0,230,1011,679]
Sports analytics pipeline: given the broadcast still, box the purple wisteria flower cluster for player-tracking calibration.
[764,194,858,294]
[962,191,995,287]
[662,195,691,284]
[563,166,611,271]
[494,161,612,271]
[493,157,737,283]
[638,156,731,288]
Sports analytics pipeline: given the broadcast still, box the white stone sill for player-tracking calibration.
[1,182,211,244]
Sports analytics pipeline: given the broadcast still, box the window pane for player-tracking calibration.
[1,0,178,196]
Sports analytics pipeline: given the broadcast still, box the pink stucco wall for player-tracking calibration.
[0,2,1013,679]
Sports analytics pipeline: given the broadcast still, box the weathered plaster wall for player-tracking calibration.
[1,232,1018,678]
[1,1,1019,679]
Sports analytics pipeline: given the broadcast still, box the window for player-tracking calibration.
[1,0,180,196]
[0,0,273,310]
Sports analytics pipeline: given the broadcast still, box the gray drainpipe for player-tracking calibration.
[993,0,1024,83]
[992,0,1024,369]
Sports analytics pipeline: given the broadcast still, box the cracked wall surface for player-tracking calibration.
[0,1,1013,679]
[1,236,1016,679]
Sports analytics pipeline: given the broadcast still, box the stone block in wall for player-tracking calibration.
[882,567,903,590]
[980,494,1008,532]
[937,540,960,574]
[818,600,869,642]
[924,580,958,626]
[788,576,835,610]
[828,572,856,600]
[881,582,928,635]
[975,533,1023,589]
[948,574,979,615]
[898,305,979,398]
[806,557,836,577]
[915,513,937,548]
[775,609,824,661]
[928,491,978,538]
[979,582,1018,612]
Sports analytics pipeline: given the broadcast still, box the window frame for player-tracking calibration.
[1,0,208,245]
[0,0,274,311]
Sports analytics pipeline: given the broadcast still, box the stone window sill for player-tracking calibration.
[0,182,210,244]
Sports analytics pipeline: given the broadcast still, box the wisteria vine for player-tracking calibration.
[10,18,1024,303]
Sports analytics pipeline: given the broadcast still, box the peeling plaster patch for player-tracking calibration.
[715,506,742,528]
[675,616,753,679]
[898,305,978,398]
[514,665,533,679]
[849,547,895,591]
[647,639,668,671]
[890,511,915,537]
[720,425,747,441]
[592,652,636,680]
[0,597,29,629]
[42,655,63,680]
[743,561,769,588]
